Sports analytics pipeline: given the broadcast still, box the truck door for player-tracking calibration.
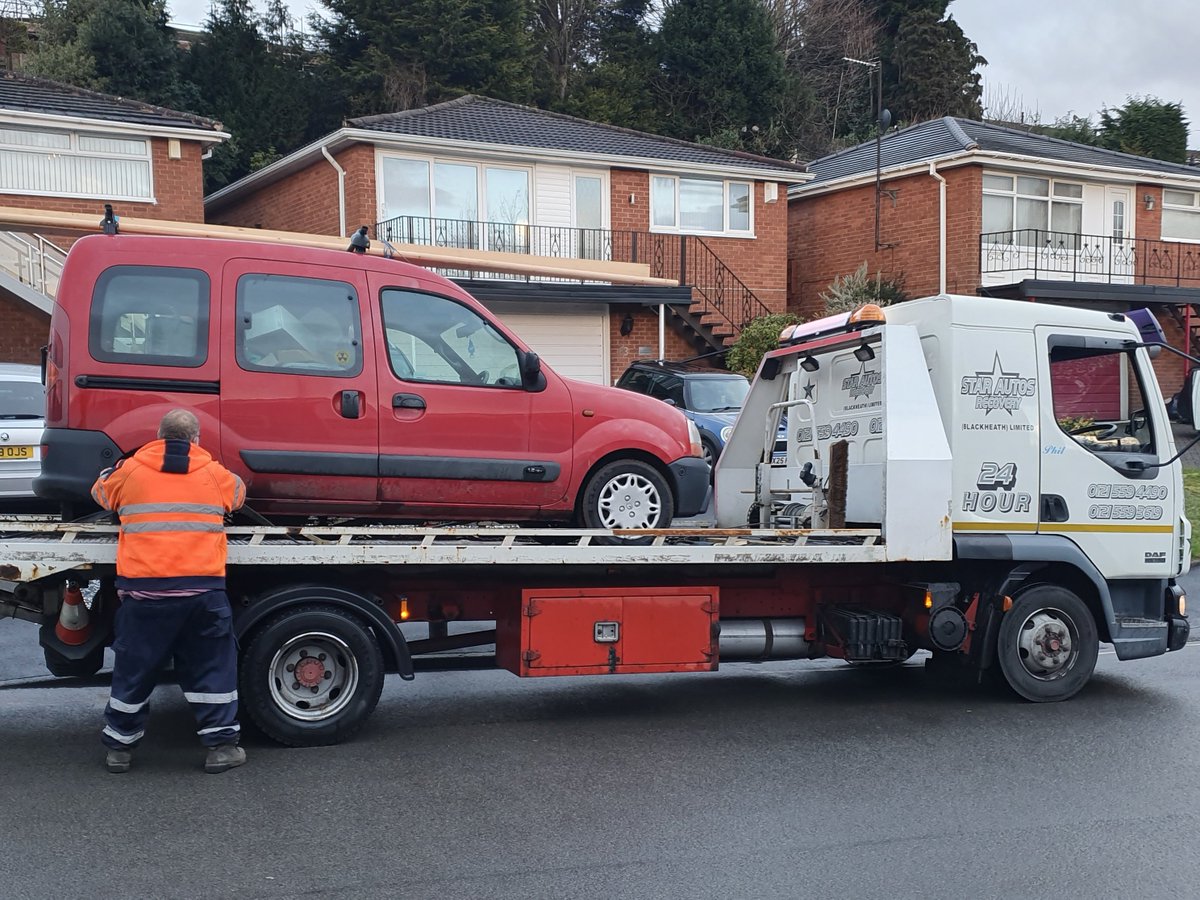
[1035,327,1178,578]
[369,276,574,516]
[219,260,379,510]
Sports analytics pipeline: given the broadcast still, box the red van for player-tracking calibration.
[34,234,708,528]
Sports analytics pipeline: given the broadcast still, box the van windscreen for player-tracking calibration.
[89,266,210,367]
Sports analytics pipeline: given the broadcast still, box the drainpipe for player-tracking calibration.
[659,305,665,361]
[928,161,947,294]
[321,145,346,238]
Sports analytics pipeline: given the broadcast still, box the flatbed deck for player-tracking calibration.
[0,519,886,582]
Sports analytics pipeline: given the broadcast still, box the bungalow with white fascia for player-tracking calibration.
[205,96,810,384]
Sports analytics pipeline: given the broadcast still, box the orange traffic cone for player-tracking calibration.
[55,582,91,646]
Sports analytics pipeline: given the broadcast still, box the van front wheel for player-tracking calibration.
[580,460,674,534]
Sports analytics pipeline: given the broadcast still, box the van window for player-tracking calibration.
[380,289,522,387]
[90,266,210,367]
[236,274,362,376]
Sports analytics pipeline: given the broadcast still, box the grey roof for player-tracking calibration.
[804,117,1200,187]
[348,95,808,176]
[0,71,223,134]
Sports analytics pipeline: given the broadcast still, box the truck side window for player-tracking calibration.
[236,274,362,377]
[380,289,521,387]
[1049,345,1156,461]
[89,266,209,367]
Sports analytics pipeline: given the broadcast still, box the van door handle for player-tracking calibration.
[392,393,426,410]
[339,390,362,418]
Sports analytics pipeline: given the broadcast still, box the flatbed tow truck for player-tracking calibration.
[1,293,1192,746]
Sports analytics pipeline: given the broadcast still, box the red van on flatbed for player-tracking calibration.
[34,234,708,527]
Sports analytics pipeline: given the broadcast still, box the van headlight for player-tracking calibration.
[687,420,703,457]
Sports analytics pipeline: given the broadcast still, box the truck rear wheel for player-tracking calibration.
[996,585,1098,702]
[239,604,385,747]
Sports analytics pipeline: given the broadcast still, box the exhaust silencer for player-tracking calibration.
[719,618,819,661]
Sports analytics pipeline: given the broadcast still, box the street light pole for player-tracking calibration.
[843,57,891,252]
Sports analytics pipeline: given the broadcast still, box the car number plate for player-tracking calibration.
[0,445,33,459]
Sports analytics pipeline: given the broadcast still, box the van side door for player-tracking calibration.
[219,260,379,511]
[370,276,574,516]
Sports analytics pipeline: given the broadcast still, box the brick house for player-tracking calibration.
[206,95,808,384]
[789,117,1200,399]
[0,71,227,363]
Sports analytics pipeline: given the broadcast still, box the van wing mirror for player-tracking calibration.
[520,350,545,392]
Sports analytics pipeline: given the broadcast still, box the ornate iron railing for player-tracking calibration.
[374,215,772,337]
[980,229,1200,287]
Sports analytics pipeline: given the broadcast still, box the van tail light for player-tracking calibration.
[45,354,62,425]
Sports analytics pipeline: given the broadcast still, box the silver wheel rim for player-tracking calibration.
[268,631,360,722]
[596,472,663,529]
[1015,607,1078,681]
[702,442,715,468]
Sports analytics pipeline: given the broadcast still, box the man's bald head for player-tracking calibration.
[158,409,200,444]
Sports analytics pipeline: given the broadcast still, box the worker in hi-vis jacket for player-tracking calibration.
[91,408,247,774]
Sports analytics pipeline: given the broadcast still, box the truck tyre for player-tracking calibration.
[996,585,1098,702]
[43,645,104,678]
[240,604,385,747]
[580,459,673,532]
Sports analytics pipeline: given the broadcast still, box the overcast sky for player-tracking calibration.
[166,0,1200,146]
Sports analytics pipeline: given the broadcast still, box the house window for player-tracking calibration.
[982,173,1083,248]
[1162,190,1200,242]
[0,125,152,201]
[650,175,754,235]
[378,154,529,251]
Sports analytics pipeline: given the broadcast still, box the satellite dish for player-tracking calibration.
[879,109,893,130]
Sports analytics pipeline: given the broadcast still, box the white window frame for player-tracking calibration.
[1161,189,1200,243]
[649,174,755,237]
[0,125,154,202]
[982,171,1083,247]
[375,151,533,227]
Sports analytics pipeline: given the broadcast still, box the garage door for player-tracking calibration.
[487,303,609,384]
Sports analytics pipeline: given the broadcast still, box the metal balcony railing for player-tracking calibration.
[981,229,1200,287]
[374,215,772,337]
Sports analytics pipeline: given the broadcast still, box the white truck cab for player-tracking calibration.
[717,294,1190,687]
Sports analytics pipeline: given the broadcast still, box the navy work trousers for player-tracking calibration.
[102,590,240,750]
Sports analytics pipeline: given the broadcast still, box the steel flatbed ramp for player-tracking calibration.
[0,520,885,582]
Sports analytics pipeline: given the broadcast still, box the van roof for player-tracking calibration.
[66,232,472,299]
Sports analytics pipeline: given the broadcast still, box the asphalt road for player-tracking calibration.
[2,608,1200,900]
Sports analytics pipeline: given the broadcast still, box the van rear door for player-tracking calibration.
[219,259,379,512]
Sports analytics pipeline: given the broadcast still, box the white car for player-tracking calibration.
[0,363,44,498]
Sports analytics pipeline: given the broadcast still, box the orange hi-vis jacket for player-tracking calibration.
[90,439,246,592]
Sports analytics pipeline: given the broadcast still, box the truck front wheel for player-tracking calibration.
[240,605,385,746]
[996,585,1098,702]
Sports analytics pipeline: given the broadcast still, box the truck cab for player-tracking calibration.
[716,295,1190,694]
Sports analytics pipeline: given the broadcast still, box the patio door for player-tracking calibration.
[1106,186,1134,282]
[573,174,605,260]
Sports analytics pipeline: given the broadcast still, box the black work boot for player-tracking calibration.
[106,749,133,774]
[204,743,246,774]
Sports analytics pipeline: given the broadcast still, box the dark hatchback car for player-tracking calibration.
[615,361,750,467]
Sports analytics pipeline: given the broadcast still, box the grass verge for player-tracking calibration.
[1184,468,1200,531]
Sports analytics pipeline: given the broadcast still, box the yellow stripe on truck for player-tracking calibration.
[952,521,1174,534]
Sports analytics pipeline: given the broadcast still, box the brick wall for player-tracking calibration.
[608,302,698,377]
[789,165,982,317]
[210,144,375,237]
[0,295,48,363]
